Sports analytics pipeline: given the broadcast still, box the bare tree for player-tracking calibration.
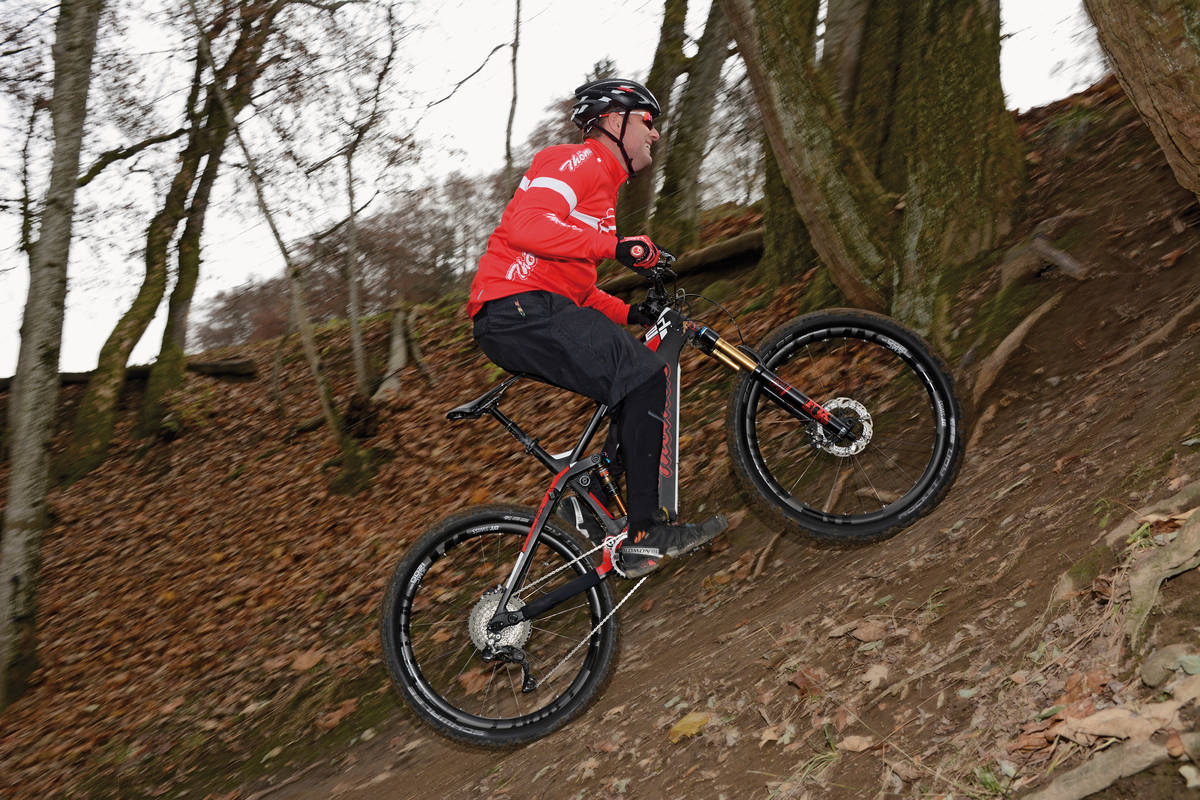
[63,1,284,475]
[2,0,104,708]
[618,0,689,234]
[185,0,375,492]
[650,0,733,251]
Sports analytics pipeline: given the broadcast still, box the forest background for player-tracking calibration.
[6,0,1200,797]
[0,0,1102,378]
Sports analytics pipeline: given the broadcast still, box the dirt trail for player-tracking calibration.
[248,82,1200,800]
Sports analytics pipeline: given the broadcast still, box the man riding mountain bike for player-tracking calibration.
[466,77,727,577]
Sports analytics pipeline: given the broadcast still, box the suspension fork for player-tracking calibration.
[692,325,858,442]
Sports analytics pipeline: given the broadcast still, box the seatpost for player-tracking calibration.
[487,406,560,472]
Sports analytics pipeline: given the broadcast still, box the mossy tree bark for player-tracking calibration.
[1084,0,1200,205]
[721,0,890,311]
[878,0,1022,336]
[63,5,279,476]
[2,0,104,709]
[617,0,689,234]
[755,0,818,288]
[651,0,733,252]
[720,0,1022,333]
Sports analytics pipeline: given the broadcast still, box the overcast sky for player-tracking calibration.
[0,0,1104,377]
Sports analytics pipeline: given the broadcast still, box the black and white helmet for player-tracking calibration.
[570,78,662,133]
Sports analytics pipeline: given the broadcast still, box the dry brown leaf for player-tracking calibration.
[668,712,713,743]
[316,698,357,731]
[850,620,887,642]
[759,726,780,747]
[839,734,876,752]
[862,664,889,691]
[159,697,184,715]
[458,667,490,695]
[290,649,325,671]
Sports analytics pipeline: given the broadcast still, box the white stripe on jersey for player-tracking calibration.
[525,176,579,211]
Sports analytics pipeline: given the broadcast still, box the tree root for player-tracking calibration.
[751,529,784,579]
[970,292,1063,409]
[1125,511,1200,652]
[1023,732,1200,800]
[1091,290,1200,376]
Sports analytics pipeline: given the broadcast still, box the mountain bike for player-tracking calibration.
[379,255,963,747]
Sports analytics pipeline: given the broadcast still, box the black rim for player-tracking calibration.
[392,519,611,734]
[742,323,952,528]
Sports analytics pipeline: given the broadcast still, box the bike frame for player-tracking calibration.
[466,300,858,641]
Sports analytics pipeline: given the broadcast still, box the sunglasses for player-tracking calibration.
[600,110,656,131]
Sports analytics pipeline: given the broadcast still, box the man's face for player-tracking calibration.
[601,109,660,173]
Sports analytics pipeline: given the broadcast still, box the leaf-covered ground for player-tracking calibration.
[4,76,1200,799]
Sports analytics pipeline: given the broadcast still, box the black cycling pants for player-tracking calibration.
[472,291,667,527]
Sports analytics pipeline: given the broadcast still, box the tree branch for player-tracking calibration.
[19,100,39,254]
[426,43,507,109]
[76,128,189,187]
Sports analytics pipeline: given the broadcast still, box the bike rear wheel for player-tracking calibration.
[379,505,618,747]
[727,309,962,543]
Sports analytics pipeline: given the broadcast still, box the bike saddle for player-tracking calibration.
[446,375,522,421]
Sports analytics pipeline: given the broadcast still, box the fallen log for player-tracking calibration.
[999,212,1089,290]
[0,357,257,391]
[600,228,765,294]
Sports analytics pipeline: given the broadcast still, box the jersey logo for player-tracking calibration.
[505,252,537,281]
[599,207,616,234]
[559,150,592,172]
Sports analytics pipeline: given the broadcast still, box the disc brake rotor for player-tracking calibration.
[810,397,873,457]
[468,588,532,650]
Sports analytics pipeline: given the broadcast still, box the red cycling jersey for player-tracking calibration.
[466,139,630,324]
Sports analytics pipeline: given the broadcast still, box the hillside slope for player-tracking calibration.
[3,77,1200,799]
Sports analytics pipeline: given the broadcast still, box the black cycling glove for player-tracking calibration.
[627,300,660,327]
[615,235,661,271]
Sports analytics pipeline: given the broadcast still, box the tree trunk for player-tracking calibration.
[62,6,277,477]
[1084,0,1200,204]
[60,121,204,481]
[759,134,819,288]
[617,0,689,234]
[882,0,1022,336]
[503,0,520,192]
[754,0,819,287]
[342,154,371,397]
[137,135,228,437]
[1,0,104,709]
[651,0,733,252]
[720,0,890,311]
[821,0,871,113]
[722,0,1022,332]
[184,0,373,493]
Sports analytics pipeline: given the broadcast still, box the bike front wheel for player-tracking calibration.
[727,309,963,543]
[379,505,619,747]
